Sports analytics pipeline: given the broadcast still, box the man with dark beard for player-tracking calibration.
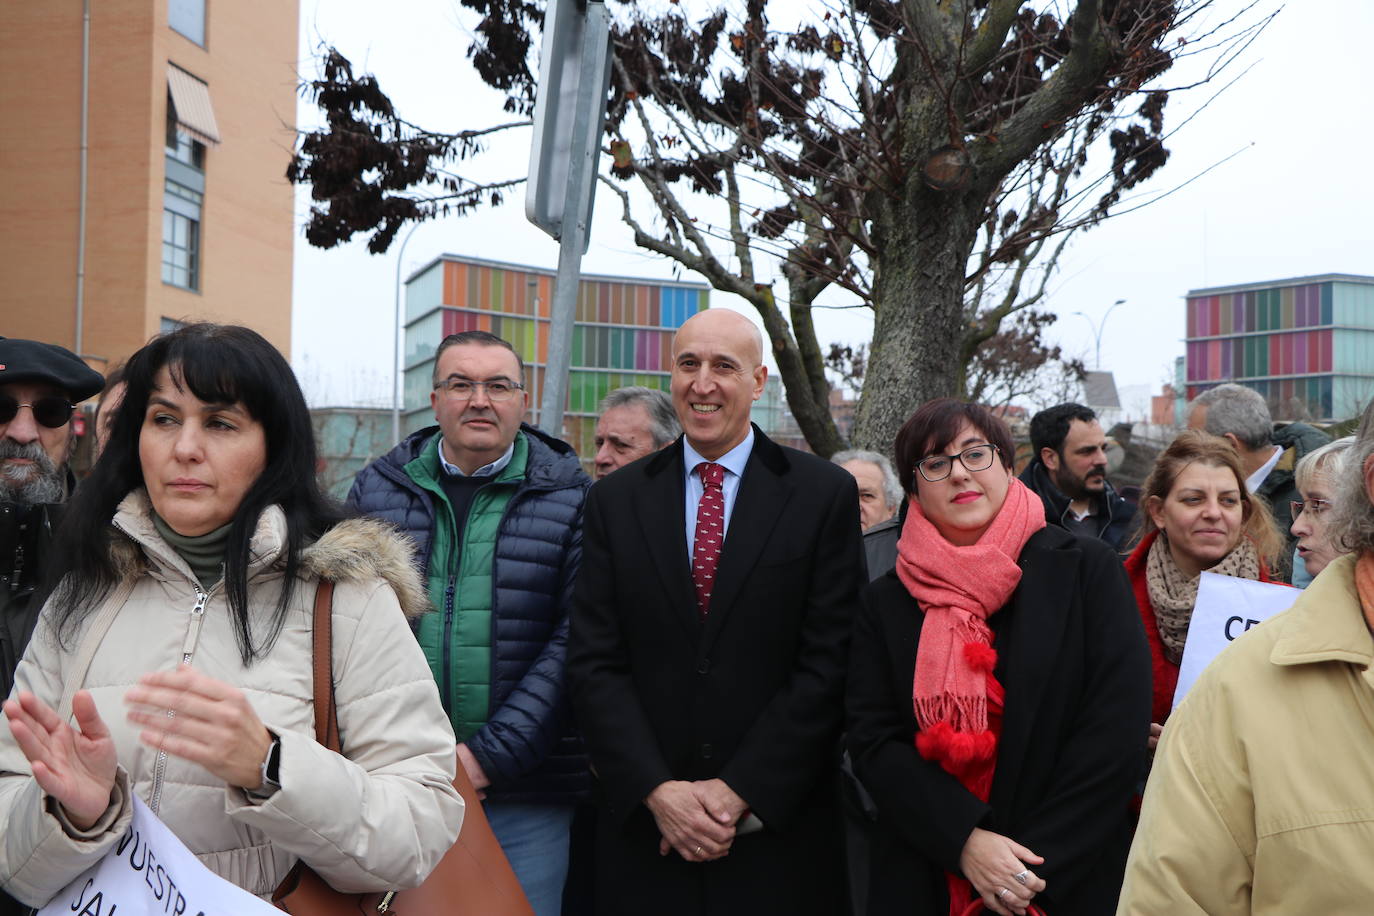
[1020,403,1136,550]
[0,338,104,695]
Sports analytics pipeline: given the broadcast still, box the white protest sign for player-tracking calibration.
[1172,572,1300,709]
[37,795,281,916]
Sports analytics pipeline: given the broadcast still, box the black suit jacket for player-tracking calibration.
[846,526,1151,915]
[568,426,864,916]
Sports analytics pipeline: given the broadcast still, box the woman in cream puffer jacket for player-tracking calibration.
[0,324,462,907]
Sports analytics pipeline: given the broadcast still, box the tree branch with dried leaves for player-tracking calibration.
[288,0,1273,455]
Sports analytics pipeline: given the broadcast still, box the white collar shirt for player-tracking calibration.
[1245,444,1283,495]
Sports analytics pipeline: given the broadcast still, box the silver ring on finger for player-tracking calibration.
[1013,869,1030,885]
[695,845,704,856]
[996,887,1010,901]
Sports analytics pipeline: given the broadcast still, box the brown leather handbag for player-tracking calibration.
[272,581,534,915]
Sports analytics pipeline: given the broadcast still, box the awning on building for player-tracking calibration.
[167,64,220,146]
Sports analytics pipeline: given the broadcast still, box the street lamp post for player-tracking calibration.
[1073,299,1127,370]
[392,222,423,446]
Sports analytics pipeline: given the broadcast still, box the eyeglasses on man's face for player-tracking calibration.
[916,443,999,483]
[0,394,75,429]
[1291,498,1332,519]
[432,378,524,401]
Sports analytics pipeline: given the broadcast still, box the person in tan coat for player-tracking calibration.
[0,324,462,907]
[1119,398,1374,914]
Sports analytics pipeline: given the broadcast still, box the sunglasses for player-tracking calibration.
[0,394,76,429]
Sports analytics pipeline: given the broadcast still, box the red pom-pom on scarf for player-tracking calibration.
[963,642,997,672]
[915,721,997,767]
[915,720,954,760]
[971,729,996,762]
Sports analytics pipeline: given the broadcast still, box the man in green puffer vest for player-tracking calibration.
[348,330,590,916]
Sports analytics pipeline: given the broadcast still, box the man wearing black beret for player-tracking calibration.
[0,337,103,916]
[0,337,104,689]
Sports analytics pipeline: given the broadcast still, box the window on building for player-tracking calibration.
[169,0,206,46]
[163,80,207,292]
[162,187,201,291]
[165,67,219,149]
[160,317,186,334]
[165,94,206,168]
[165,124,205,168]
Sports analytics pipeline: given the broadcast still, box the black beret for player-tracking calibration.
[0,337,105,402]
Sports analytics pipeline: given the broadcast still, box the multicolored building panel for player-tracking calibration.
[403,254,711,460]
[1184,274,1374,422]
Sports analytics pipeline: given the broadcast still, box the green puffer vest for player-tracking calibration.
[404,432,528,740]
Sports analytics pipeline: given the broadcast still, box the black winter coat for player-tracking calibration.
[347,423,591,802]
[568,429,865,916]
[0,502,61,699]
[0,501,60,916]
[847,526,1151,916]
[1018,459,1136,551]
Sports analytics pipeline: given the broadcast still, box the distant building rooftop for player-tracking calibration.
[1186,274,1374,298]
[407,252,711,289]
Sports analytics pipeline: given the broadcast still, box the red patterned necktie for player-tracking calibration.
[692,462,726,617]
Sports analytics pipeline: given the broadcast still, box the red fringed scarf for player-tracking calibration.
[896,477,1045,914]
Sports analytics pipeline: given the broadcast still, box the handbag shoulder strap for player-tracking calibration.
[58,576,137,719]
[311,580,341,753]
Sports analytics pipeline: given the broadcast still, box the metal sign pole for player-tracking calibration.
[538,1,610,437]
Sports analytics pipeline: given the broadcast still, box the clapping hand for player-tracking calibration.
[124,666,272,791]
[4,690,118,831]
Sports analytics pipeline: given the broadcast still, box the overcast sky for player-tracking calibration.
[291,0,1374,421]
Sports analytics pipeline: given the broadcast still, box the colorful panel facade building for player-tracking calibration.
[403,254,710,459]
[1184,274,1374,422]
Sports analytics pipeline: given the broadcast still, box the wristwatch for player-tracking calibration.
[249,731,282,798]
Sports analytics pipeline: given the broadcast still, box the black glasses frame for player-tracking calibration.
[0,395,75,429]
[915,443,1000,483]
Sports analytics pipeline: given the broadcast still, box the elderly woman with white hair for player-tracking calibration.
[1288,436,1355,585]
[1118,402,1374,914]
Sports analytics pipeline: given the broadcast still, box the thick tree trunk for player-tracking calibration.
[853,186,983,458]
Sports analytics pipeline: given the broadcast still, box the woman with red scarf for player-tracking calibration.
[847,399,1150,916]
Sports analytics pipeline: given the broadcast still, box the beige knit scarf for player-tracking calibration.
[1146,532,1261,664]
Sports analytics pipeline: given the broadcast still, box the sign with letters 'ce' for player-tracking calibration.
[37,795,280,916]
[1171,572,1300,710]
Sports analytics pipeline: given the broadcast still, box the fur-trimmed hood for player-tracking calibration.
[298,516,429,619]
[110,490,430,619]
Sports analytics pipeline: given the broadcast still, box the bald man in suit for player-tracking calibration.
[569,309,865,915]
